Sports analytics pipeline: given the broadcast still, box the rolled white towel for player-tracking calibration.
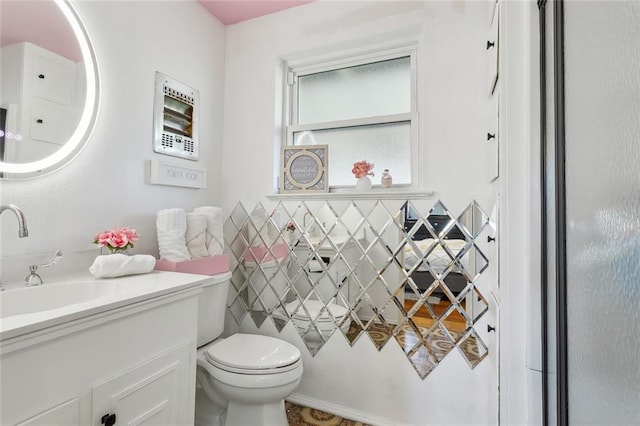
[157,208,191,262]
[193,206,224,256]
[89,254,156,278]
[185,213,209,259]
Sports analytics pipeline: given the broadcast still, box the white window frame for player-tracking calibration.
[283,42,420,190]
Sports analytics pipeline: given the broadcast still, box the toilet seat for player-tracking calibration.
[204,334,301,375]
[286,299,349,323]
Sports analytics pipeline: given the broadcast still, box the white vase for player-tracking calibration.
[100,246,129,255]
[286,231,296,245]
[356,176,372,191]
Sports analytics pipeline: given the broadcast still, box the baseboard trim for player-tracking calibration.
[286,393,402,426]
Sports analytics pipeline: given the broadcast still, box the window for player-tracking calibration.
[284,45,418,188]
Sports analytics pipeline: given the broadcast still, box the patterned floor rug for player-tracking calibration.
[286,402,371,426]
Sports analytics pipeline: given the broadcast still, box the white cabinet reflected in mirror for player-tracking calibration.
[0,0,99,178]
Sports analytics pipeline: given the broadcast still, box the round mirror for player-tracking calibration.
[0,0,99,179]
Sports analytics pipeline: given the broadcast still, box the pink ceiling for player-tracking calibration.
[0,1,314,63]
[0,0,82,62]
[198,0,315,25]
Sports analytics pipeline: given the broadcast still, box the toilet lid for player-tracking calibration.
[205,334,300,372]
[286,300,349,322]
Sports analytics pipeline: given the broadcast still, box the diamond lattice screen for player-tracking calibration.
[223,199,494,379]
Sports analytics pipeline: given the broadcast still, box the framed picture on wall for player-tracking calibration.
[280,144,328,193]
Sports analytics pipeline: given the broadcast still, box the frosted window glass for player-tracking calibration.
[564,1,640,424]
[297,57,410,124]
[294,122,410,186]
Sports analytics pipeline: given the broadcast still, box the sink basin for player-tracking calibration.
[0,281,121,319]
[0,271,225,342]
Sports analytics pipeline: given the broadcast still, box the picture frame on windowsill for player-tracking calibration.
[280,144,328,193]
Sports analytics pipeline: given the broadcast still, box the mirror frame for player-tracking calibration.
[0,0,100,179]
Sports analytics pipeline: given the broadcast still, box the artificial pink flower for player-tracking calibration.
[352,160,375,178]
[109,232,128,248]
[94,231,111,244]
[120,227,139,243]
[93,227,139,253]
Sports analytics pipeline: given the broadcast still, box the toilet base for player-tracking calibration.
[225,400,288,426]
[196,346,303,426]
[195,384,226,426]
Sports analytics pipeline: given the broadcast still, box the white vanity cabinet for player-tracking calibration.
[0,42,81,162]
[91,343,192,426]
[0,284,201,426]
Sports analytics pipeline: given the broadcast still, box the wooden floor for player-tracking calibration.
[404,296,467,333]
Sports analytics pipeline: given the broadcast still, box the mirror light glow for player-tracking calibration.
[0,0,99,178]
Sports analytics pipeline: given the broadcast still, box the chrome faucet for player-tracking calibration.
[1,204,29,238]
[25,250,63,286]
[0,204,29,291]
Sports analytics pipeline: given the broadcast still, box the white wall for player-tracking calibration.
[499,1,541,425]
[220,0,494,211]
[0,1,538,424]
[220,1,503,424]
[0,1,226,282]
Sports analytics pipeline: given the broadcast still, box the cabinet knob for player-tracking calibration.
[36,119,44,124]
[487,40,495,50]
[487,133,496,141]
[38,73,45,79]
[101,413,117,426]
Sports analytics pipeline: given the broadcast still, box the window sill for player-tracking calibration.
[266,189,435,201]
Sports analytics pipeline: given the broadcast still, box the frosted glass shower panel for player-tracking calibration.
[297,57,411,124]
[564,1,640,424]
[293,122,411,186]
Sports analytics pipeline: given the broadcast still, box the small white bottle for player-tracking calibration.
[381,169,393,188]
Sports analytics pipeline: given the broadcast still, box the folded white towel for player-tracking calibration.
[194,206,224,256]
[157,208,191,262]
[185,213,209,259]
[89,254,156,278]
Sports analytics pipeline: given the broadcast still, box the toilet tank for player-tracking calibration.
[247,261,289,312]
[197,272,231,347]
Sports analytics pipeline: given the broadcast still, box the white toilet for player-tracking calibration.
[248,256,352,351]
[284,299,351,351]
[195,272,303,426]
[288,260,352,349]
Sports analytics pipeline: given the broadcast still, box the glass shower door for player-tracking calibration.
[556,1,640,424]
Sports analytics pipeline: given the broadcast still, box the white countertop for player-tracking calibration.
[0,270,231,341]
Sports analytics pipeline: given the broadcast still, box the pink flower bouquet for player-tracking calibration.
[94,227,139,254]
[352,160,375,178]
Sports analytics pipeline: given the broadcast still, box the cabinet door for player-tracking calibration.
[486,94,499,182]
[92,344,193,426]
[487,1,499,95]
[29,97,73,144]
[30,51,75,105]
[16,398,80,426]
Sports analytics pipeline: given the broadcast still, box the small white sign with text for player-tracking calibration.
[149,158,206,189]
